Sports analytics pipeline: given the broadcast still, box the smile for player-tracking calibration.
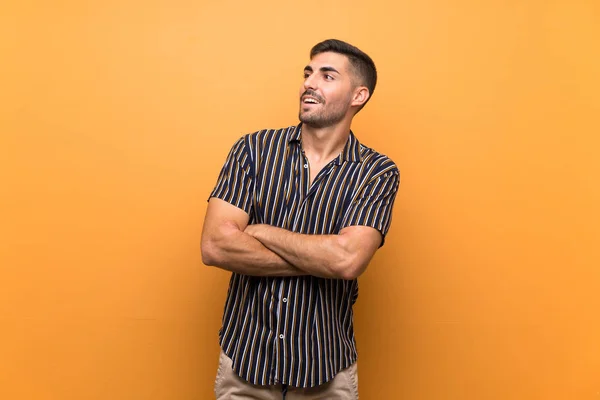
[302,96,321,104]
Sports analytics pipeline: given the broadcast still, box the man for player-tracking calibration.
[201,39,399,399]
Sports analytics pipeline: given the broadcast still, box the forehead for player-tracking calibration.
[306,51,351,73]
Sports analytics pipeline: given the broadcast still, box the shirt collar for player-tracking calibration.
[288,123,362,164]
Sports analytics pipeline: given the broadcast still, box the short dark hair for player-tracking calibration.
[310,39,377,111]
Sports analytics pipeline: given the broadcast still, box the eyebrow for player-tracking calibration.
[304,65,341,75]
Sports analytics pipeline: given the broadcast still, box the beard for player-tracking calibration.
[299,103,350,129]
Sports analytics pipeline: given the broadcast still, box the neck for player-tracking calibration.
[300,120,352,162]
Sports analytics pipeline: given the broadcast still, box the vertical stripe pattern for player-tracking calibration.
[210,124,399,388]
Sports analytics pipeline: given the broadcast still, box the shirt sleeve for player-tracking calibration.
[341,168,400,246]
[208,136,254,215]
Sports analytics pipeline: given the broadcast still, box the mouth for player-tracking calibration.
[301,89,323,105]
[301,96,321,106]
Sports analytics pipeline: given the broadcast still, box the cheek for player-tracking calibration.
[328,91,348,106]
[328,85,351,102]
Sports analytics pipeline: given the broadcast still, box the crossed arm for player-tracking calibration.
[200,198,382,280]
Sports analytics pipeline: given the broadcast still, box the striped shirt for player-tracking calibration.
[209,123,399,388]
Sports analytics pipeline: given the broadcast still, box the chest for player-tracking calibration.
[251,148,363,234]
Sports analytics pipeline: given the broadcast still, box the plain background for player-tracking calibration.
[1,0,599,398]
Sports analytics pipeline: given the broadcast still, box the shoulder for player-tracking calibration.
[358,143,400,180]
[243,125,299,145]
[227,125,298,159]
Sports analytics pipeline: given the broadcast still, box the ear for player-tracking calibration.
[351,86,370,108]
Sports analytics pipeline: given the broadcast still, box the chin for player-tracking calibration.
[299,112,312,124]
[299,114,314,125]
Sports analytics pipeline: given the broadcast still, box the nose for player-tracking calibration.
[303,74,317,91]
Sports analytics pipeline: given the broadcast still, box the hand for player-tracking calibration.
[244,223,264,238]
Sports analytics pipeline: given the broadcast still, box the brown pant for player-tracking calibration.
[214,350,359,399]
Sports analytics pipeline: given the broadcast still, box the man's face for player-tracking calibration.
[299,52,357,128]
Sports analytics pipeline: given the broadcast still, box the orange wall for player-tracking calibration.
[1,0,599,398]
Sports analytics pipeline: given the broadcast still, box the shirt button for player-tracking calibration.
[279,334,284,339]
[282,298,288,303]
[304,164,308,168]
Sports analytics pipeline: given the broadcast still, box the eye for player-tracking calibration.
[303,72,310,79]
[325,74,334,80]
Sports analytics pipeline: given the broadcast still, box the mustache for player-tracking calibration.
[301,90,324,103]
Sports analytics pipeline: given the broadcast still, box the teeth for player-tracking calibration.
[304,98,318,104]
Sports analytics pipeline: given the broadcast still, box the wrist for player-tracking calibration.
[245,223,266,241]
[253,224,271,243]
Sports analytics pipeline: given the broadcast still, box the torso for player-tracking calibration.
[305,155,335,186]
